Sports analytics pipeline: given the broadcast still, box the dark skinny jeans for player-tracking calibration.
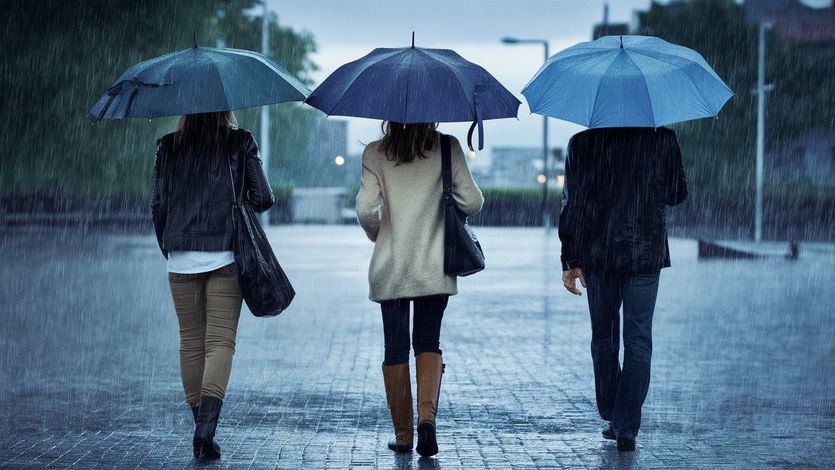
[380,295,448,365]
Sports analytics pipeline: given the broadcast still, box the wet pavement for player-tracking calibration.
[1,225,833,469]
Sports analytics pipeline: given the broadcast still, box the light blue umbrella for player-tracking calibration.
[521,35,733,128]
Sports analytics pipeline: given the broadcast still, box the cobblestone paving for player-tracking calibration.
[1,226,833,469]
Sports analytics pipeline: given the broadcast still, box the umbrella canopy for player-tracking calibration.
[522,35,733,128]
[305,43,520,150]
[90,44,310,120]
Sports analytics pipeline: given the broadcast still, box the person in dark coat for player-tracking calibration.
[152,111,274,461]
[558,126,687,452]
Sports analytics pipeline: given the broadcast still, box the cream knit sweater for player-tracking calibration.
[356,134,484,302]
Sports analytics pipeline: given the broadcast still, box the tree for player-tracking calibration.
[636,0,834,198]
[0,0,318,208]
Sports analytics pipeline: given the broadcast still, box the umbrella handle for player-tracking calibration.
[466,92,484,152]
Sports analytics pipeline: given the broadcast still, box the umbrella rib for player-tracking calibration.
[216,48,310,96]
[626,50,718,120]
[416,49,477,119]
[589,53,635,127]
[318,50,404,116]
[622,52,658,127]
[532,51,619,124]
[208,61,235,112]
[523,50,609,92]
[628,47,729,89]
[402,51,413,122]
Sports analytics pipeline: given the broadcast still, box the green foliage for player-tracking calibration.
[482,187,561,200]
[270,184,294,201]
[0,0,318,199]
[636,0,834,197]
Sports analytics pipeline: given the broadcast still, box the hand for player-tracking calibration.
[562,268,586,296]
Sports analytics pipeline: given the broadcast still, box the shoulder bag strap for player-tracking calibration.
[441,134,453,206]
[226,139,248,206]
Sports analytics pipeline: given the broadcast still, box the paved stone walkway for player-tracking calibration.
[1,225,833,468]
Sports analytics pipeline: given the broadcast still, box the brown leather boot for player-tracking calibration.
[415,352,444,457]
[382,363,413,452]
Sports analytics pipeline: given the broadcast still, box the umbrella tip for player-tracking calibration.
[412,31,415,48]
[193,30,197,48]
[620,35,623,49]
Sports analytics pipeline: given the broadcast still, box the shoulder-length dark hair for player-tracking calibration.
[379,121,439,165]
[174,111,237,149]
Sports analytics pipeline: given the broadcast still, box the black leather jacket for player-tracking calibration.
[558,127,687,274]
[151,127,274,258]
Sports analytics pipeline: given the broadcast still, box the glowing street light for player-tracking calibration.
[537,174,547,185]
[334,155,345,166]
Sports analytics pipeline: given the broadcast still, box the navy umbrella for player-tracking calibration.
[90,37,310,120]
[305,36,519,150]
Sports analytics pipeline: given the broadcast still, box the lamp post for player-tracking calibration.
[754,22,773,243]
[260,3,271,227]
[502,37,551,230]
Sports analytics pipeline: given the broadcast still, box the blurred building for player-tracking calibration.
[292,118,348,188]
[768,130,835,186]
[481,147,564,188]
[744,0,835,45]
[744,0,835,186]
[592,3,629,40]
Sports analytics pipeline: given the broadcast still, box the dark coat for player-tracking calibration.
[151,127,274,258]
[558,127,687,274]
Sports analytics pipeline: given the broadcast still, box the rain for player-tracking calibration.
[1,0,833,468]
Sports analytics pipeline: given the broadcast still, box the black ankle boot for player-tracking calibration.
[602,423,615,440]
[189,405,200,458]
[617,437,636,452]
[193,396,223,461]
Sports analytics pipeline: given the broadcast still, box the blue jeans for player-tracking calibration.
[380,295,448,366]
[586,271,660,439]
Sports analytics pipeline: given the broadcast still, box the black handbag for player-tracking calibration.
[227,155,295,317]
[440,134,485,277]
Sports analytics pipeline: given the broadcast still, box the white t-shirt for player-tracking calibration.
[167,251,235,274]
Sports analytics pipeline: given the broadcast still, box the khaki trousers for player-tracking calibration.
[168,263,242,405]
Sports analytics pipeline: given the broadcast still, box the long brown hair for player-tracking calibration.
[175,111,237,148]
[379,121,439,165]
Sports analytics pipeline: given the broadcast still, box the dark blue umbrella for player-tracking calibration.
[522,35,733,128]
[305,37,519,150]
[90,39,310,120]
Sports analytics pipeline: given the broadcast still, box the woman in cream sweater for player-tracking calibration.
[356,122,484,457]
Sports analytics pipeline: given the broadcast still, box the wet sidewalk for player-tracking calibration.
[1,225,833,469]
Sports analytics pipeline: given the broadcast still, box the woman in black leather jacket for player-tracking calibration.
[152,111,273,461]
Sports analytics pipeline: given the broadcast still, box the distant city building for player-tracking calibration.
[307,119,348,166]
[482,147,564,188]
[769,129,835,186]
[743,0,834,186]
[592,3,630,40]
[291,119,349,188]
[744,0,835,45]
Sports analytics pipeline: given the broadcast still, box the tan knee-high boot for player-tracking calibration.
[382,363,414,452]
[415,352,444,457]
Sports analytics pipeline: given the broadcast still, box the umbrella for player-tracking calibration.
[521,35,733,128]
[90,36,310,120]
[305,35,520,150]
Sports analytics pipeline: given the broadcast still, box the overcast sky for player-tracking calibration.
[265,0,668,158]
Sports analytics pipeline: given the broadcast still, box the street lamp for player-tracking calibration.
[754,22,773,243]
[502,36,551,230]
[260,2,271,227]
